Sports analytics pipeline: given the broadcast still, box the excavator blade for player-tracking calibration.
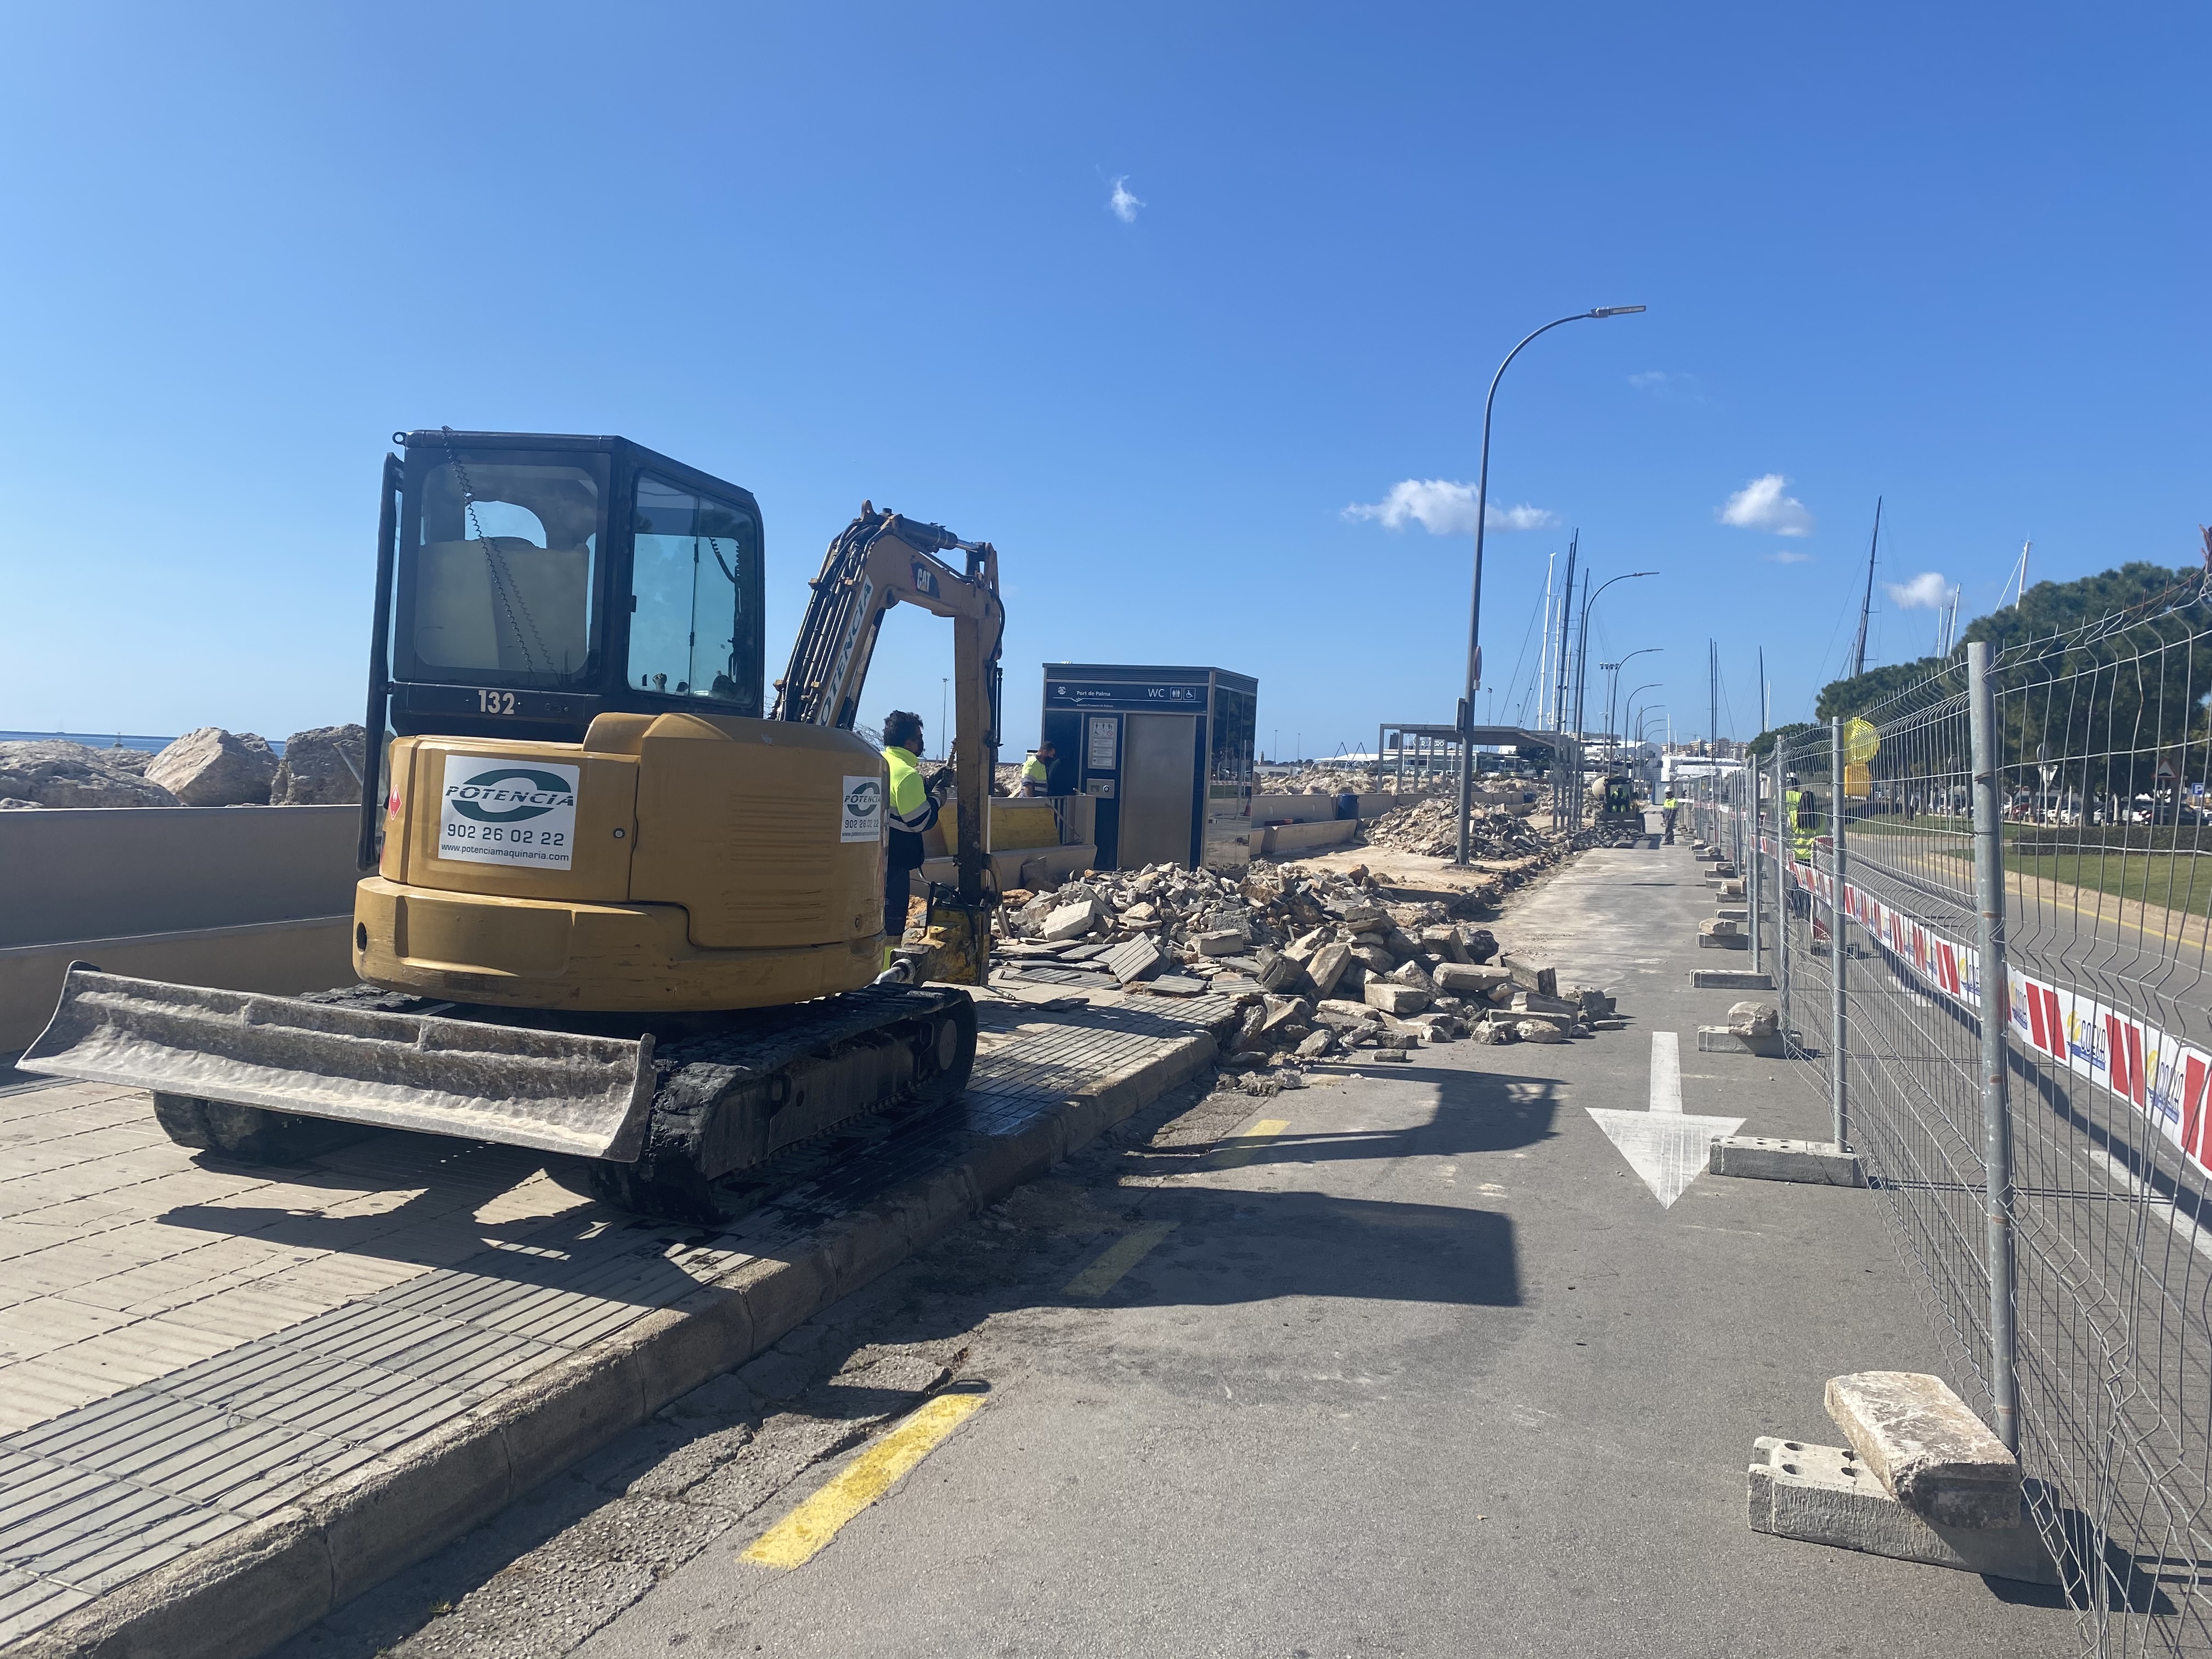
[19,970,656,1161]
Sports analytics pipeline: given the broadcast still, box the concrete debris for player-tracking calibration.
[1042,898,1102,940]
[996,855,1621,1073]
[0,740,180,808]
[1824,1372,2024,1530]
[145,727,279,807]
[269,724,367,805]
[0,797,45,809]
[1363,793,1554,861]
[1728,1000,1780,1039]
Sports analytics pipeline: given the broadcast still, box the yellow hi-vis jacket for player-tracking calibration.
[1021,753,1049,789]
[1786,788,1816,861]
[885,745,938,838]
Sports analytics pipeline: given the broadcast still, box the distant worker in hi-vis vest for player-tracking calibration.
[1019,740,1057,796]
[1661,788,1680,845]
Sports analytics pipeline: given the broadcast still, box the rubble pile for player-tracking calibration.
[1363,794,1556,860]
[990,859,1621,1091]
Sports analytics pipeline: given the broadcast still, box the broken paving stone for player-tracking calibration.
[1193,928,1246,957]
[1295,1029,1338,1060]
[1103,934,1164,983]
[1515,1020,1566,1043]
[1260,995,1313,1032]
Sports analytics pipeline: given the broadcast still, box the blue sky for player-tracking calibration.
[2,3,2205,757]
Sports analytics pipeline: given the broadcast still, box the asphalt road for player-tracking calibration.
[280,839,2077,1659]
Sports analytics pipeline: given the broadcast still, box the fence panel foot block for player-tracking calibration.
[1708,1136,1864,1184]
[1747,1438,2056,1584]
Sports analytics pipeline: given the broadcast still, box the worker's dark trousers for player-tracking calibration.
[885,862,922,941]
[1662,809,1678,844]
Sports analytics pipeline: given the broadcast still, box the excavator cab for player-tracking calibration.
[383,432,765,754]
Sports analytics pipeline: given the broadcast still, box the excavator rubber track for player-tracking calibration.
[22,970,977,1224]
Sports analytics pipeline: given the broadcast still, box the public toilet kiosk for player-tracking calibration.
[1037,664,1256,870]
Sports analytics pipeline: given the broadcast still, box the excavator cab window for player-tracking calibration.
[403,451,609,688]
[628,472,760,709]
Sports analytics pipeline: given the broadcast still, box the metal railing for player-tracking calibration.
[1727,571,2212,1652]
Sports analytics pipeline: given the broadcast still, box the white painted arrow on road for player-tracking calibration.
[1585,1032,1744,1209]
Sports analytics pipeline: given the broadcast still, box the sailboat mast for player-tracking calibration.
[1848,496,1882,679]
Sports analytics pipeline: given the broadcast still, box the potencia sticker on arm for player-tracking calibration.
[841,775,884,843]
[439,758,580,869]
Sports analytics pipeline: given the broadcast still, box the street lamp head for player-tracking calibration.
[1588,306,1647,318]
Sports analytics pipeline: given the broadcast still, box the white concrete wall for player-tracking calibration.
[1,806,360,1052]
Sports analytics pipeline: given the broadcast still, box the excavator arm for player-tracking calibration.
[772,506,1006,907]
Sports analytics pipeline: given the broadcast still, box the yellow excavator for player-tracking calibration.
[22,430,1007,1220]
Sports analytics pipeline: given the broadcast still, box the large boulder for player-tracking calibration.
[146,727,279,806]
[270,725,368,805]
[0,741,179,808]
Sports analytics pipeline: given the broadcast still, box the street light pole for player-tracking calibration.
[1567,571,1656,823]
[1606,646,1662,753]
[1624,679,1662,747]
[1454,304,1647,865]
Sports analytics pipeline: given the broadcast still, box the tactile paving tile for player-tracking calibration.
[0,1001,1220,1640]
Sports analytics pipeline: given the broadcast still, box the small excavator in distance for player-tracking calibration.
[22,431,1008,1221]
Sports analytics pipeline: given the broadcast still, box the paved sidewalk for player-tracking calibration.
[0,989,1227,1650]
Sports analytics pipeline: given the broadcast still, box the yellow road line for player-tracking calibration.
[1062,1220,1178,1297]
[1206,1117,1290,1171]
[740,1390,987,1569]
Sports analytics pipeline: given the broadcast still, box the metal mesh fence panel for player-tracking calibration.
[1758,573,2212,1654]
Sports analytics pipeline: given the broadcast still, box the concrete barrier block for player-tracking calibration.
[1825,1371,2023,1528]
[1697,1026,1786,1058]
[1709,1136,1864,1184]
[1747,1438,2055,1584]
[1692,970,1774,990]
[1697,930,1748,950]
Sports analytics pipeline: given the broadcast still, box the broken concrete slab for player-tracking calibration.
[1363,983,1432,1015]
[1824,1372,2023,1530]
[1500,955,1557,998]
[1192,928,1246,957]
[1709,1137,1865,1186]
[1304,943,1352,1000]
[1697,920,1747,950]
[1747,1438,2056,1584]
[1432,962,1511,995]
[1043,899,1102,941]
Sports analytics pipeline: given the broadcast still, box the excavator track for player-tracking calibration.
[305,980,979,1223]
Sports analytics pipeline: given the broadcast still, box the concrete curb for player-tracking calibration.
[13,1022,1220,1659]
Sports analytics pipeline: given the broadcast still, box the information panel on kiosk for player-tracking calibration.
[1045,680,1206,711]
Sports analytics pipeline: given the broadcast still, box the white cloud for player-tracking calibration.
[1763,549,1813,565]
[1344,479,1559,536]
[1627,371,1668,390]
[1717,473,1814,536]
[1887,572,1950,610]
[1108,176,1143,222]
